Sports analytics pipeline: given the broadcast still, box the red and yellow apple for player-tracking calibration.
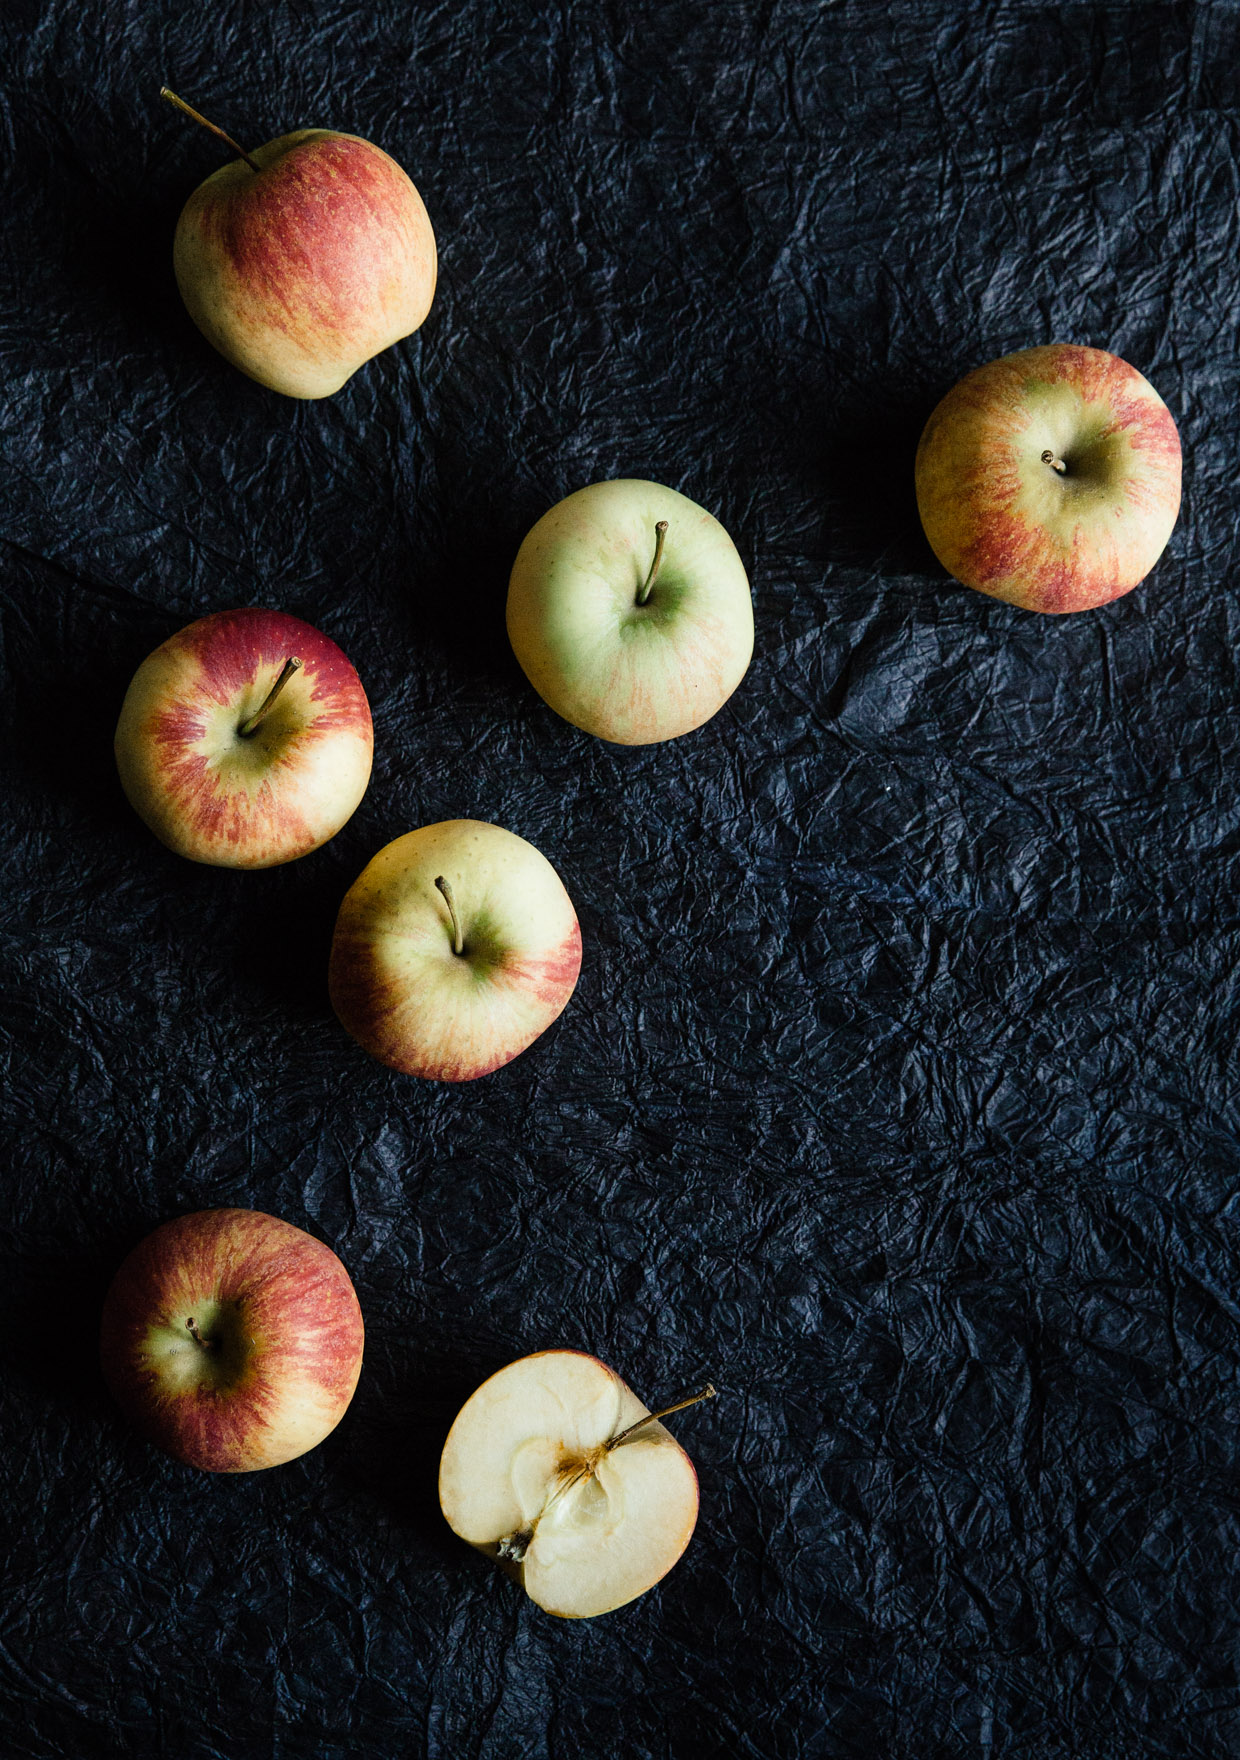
[328,820,582,1081]
[439,1351,712,1618]
[99,1208,365,1473]
[114,607,373,868]
[915,344,1181,613]
[506,479,753,744]
[165,90,437,398]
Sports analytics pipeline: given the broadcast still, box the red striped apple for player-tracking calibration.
[163,89,437,399]
[506,479,753,744]
[100,1209,364,1473]
[439,1351,714,1618]
[328,820,581,1081]
[114,607,373,868]
[915,344,1181,613]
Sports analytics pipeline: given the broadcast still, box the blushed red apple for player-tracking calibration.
[100,1208,365,1473]
[439,1351,713,1618]
[114,607,373,868]
[915,344,1181,613]
[329,820,582,1081]
[164,88,437,398]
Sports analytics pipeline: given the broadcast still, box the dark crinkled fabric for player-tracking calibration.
[1,1,1238,1756]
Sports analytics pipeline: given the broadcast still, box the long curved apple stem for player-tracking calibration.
[607,1382,717,1450]
[1040,448,1067,476]
[435,876,465,955]
[238,657,303,738]
[185,1317,217,1350]
[636,520,669,606]
[160,87,263,175]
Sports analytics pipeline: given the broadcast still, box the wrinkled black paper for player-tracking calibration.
[2,1,1239,1755]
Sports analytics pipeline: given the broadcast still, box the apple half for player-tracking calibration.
[439,1350,713,1618]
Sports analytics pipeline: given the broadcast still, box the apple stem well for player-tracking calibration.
[636,520,670,606]
[1040,448,1068,476]
[237,657,303,738]
[434,876,466,955]
[607,1383,717,1451]
[159,87,262,175]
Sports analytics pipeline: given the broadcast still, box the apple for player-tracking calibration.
[506,479,753,744]
[328,820,581,1081]
[99,1208,364,1473]
[163,88,437,398]
[114,607,373,868]
[915,343,1181,613]
[438,1350,715,1618]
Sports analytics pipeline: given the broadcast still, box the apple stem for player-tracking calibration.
[1041,448,1067,476]
[607,1382,717,1450]
[238,657,303,738]
[636,520,670,606]
[160,87,263,175]
[435,876,465,955]
[185,1317,217,1350]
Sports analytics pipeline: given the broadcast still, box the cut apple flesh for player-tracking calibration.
[439,1350,701,1618]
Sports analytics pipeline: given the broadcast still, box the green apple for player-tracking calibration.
[506,479,753,744]
[915,344,1181,613]
[328,820,582,1081]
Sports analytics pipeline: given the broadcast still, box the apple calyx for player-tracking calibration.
[492,1381,716,1565]
[636,520,670,606]
[237,657,303,738]
[160,86,262,175]
[185,1316,218,1350]
[1040,448,1068,476]
[434,875,466,955]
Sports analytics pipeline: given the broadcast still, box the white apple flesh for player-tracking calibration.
[99,1208,365,1473]
[439,1351,711,1618]
[114,607,373,868]
[328,820,582,1081]
[507,479,753,744]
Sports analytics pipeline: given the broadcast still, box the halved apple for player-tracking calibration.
[438,1350,713,1618]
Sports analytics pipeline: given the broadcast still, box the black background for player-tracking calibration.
[2,2,1238,1756]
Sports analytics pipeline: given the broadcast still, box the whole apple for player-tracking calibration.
[915,343,1181,613]
[506,479,753,744]
[439,1350,713,1618]
[100,1208,364,1473]
[115,608,373,868]
[328,819,581,1081]
[164,89,437,398]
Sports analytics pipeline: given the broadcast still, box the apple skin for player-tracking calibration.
[328,820,582,1082]
[99,1209,364,1473]
[506,479,753,744]
[174,130,437,398]
[439,1349,701,1619]
[915,344,1181,613]
[114,608,373,869]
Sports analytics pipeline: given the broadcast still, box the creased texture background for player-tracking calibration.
[1,0,1238,1755]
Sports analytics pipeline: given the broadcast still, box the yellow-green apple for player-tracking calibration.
[439,1350,714,1618]
[163,88,436,398]
[99,1208,364,1473]
[114,607,373,868]
[328,820,581,1081]
[915,344,1181,613]
[506,479,753,744]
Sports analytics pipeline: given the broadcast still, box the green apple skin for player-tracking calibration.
[506,479,753,745]
[99,1209,364,1473]
[915,345,1181,613]
[328,820,582,1082]
[114,608,373,869]
[174,130,437,399]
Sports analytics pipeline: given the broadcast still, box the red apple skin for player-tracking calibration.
[915,345,1181,613]
[100,1209,364,1473]
[174,131,437,398]
[115,608,373,868]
